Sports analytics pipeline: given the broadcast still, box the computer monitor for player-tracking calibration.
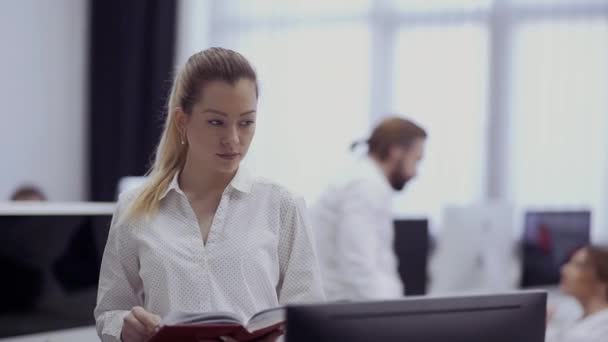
[286,291,546,342]
[521,210,591,287]
[0,203,113,338]
[393,219,429,296]
[429,204,520,294]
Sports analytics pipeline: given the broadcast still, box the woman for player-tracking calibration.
[547,246,608,342]
[94,47,325,342]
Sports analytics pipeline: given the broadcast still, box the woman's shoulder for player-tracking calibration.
[115,183,146,209]
[111,183,150,228]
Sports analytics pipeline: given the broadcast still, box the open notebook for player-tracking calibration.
[148,307,284,342]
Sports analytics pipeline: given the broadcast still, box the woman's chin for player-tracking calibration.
[214,161,240,174]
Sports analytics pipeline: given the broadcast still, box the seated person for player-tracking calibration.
[10,185,47,201]
[547,246,608,342]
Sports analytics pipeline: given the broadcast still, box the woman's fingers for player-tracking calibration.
[124,312,149,336]
[121,319,147,342]
[121,306,161,342]
[258,328,284,342]
[132,306,161,333]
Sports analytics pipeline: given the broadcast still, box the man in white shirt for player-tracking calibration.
[311,117,426,301]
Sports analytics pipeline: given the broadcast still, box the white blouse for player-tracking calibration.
[547,308,608,342]
[94,168,325,342]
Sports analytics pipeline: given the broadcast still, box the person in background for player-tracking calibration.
[10,185,47,201]
[311,117,427,301]
[547,246,608,342]
[94,47,324,342]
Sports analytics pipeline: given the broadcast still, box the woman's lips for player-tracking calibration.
[217,153,240,160]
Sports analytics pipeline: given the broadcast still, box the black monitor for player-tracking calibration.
[0,205,113,338]
[521,210,591,287]
[393,219,429,296]
[286,291,546,342]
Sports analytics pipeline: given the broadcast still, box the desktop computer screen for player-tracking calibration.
[429,204,519,293]
[0,210,112,338]
[393,219,429,296]
[286,291,546,342]
[521,211,591,287]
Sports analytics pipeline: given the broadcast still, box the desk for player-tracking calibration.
[0,203,114,338]
[0,326,98,342]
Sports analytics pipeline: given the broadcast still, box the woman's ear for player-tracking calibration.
[174,107,188,135]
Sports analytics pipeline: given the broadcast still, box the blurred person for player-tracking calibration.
[547,246,608,342]
[311,117,427,301]
[10,185,47,201]
[94,47,324,342]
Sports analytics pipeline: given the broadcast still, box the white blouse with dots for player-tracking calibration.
[94,168,326,342]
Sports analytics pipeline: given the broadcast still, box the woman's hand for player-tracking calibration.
[121,306,161,342]
[251,328,283,342]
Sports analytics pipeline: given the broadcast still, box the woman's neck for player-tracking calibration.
[580,296,608,318]
[179,156,236,199]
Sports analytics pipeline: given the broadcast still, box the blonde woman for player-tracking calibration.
[94,47,325,342]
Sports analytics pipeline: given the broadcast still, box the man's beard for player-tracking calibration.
[388,160,412,191]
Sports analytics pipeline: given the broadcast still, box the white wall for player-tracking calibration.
[0,0,88,201]
[175,0,212,67]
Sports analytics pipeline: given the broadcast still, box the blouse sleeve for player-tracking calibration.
[94,192,144,342]
[276,190,326,304]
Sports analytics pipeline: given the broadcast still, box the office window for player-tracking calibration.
[509,20,608,211]
[389,0,491,12]
[391,24,489,219]
[182,0,608,231]
[215,0,372,20]
[216,24,371,201]
[510,0,594,5]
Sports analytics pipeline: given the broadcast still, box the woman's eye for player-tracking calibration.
[208,120,223,126]
[240,120,255,127]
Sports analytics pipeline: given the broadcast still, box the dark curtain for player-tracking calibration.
[88,0,177,201]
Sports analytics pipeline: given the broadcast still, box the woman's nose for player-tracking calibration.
[221,126,239,146]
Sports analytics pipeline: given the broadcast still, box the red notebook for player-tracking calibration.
[148,307,284,342]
